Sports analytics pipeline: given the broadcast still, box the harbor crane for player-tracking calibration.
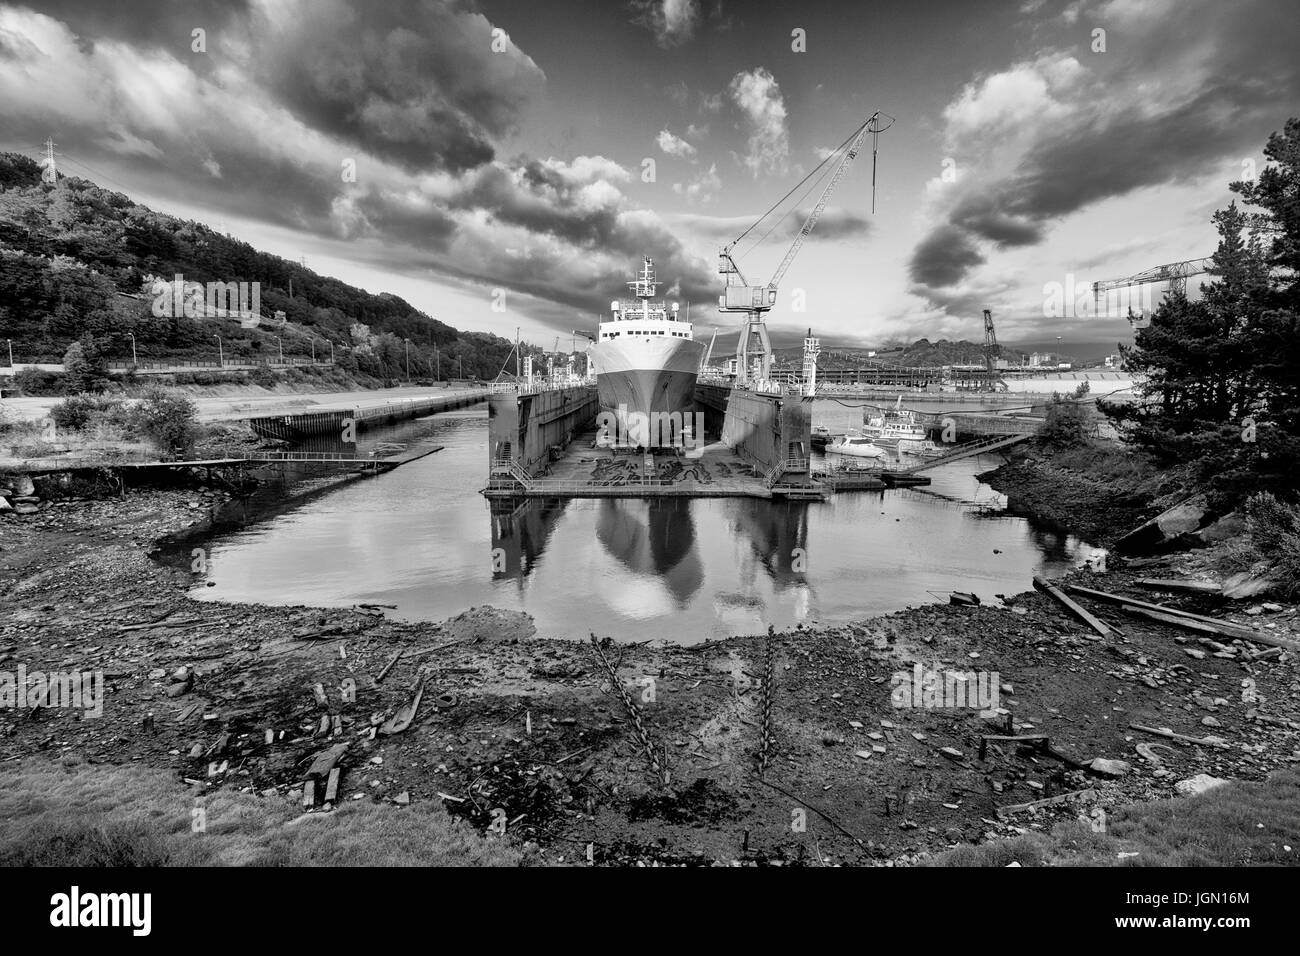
[981,309,1004,390]
[719,111,894,386]
[1091,256,1214,327]
[698,329,718,376]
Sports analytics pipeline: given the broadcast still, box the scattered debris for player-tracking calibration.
[379,676,425,735]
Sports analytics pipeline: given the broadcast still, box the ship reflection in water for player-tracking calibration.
[490,495,820,636]
[493,498,706,615]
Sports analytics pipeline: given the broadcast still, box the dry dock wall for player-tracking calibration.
[696,384,812,474]
[488,386,599,477]
[249,389,490,441]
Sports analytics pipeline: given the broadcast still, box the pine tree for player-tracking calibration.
[1106,122,1300,505]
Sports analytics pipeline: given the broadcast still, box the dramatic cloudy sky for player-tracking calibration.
[1,0,1296,352]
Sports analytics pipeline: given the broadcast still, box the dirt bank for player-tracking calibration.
[2,480,1297,865]
[978,445,1167,548]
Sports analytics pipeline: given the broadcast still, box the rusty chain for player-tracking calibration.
[589,634,669,786]
[756,624,777,775]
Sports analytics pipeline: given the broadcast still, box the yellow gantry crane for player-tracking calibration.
[718,111,894,386]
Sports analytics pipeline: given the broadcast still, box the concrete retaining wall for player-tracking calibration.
[696,384,811,474]
[488,386,599,476]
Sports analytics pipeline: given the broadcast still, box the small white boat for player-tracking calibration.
[826,433,888,460]
[898,438,947,459]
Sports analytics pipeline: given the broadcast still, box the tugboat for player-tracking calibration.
[811,424,834,450]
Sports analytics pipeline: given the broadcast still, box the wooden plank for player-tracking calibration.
[1119,605,1300,650]
[1064,585,1265,637]
[996,788,1097,818]
[324,767,341,803]
[1129,723,1228,748]
[1135,578,1222,594]
[1033,576,1115,637]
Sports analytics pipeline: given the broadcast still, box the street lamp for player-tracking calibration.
[310,339,316,364]
[214,334,223,367]
[6,339,13,370]
[403,339,411,381]
[126,332,137,367]
[457,356,463,379]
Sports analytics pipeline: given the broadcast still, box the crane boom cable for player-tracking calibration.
[768,112,890,292]
[725,118,868,254]
[740,143,844,262]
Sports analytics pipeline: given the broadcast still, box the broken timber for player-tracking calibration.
[1066,585,1299,651]
[1129,723,1228,749]
[996,788,1097,819]
[1033,576,1116,637]
[1135,578,1222,594]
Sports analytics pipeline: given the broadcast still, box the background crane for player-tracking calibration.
[981,309,1003,389]
[718,111,893,386]
[1091,256,1214,326]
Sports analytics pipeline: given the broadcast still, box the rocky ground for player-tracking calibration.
[2,471,1298,866]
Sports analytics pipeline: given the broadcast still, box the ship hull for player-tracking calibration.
[591,336,704,418]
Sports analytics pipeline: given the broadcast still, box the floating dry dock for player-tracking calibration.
[482,383,956,501]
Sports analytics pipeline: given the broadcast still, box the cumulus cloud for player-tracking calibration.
[656,129,697,159]
[908,226,986,287]
[671,207,871,243]
[908,0,1300,301]
[0,2,722,333]
[727,67,789,178]
[631,0,700,48]
[672,163,720,205]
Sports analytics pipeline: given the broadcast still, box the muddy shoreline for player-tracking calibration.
[2,469,1297,866]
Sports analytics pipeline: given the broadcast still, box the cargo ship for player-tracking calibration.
[589,258,705,446]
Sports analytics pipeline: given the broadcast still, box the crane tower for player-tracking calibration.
[718,111,894,387]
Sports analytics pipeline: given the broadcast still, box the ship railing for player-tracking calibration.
[489,381,594,395]
[487,475,729,494]
[763,457,810,487]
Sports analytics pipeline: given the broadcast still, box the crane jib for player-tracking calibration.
[720,111,893,298]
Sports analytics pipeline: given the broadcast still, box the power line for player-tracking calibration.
[56,153,136,193]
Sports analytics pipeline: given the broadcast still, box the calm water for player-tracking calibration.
[174,402,1101,643]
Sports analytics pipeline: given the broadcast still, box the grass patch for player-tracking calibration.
[0,759,525,867]
[1044,441,1162,488]
[928,769,1300,866]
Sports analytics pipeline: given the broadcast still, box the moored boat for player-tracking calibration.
[862,396,927,447]
[826,432,889,460]
[898,438,947,458]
